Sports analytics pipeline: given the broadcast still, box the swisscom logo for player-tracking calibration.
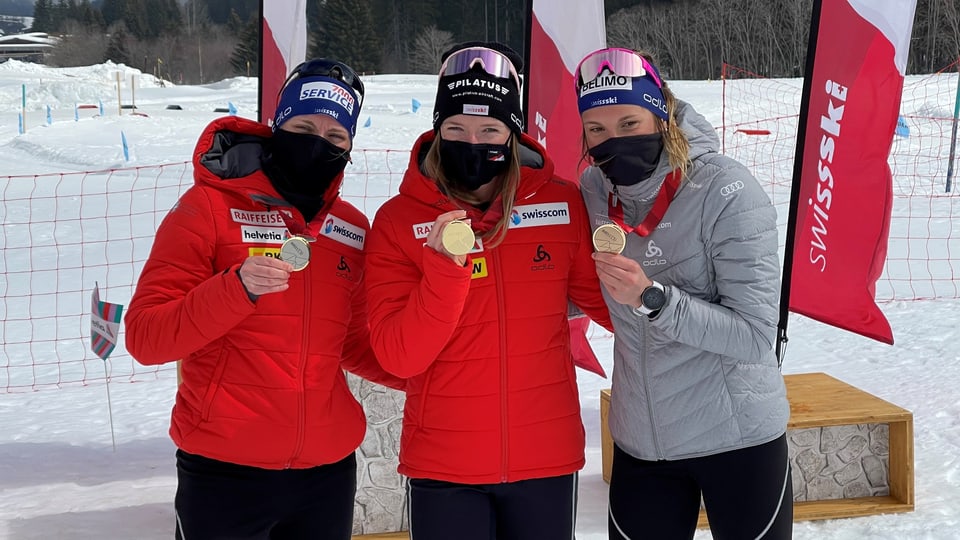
[508,203,570,229]
[320,214,364,250]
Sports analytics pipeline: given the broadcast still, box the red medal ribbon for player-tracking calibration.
[276,208,324,241]
[607,169,681,237]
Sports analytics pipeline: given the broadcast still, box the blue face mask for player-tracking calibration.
[588,133,664,186]
[438,139,512,192]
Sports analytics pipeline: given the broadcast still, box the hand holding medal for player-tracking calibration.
[238,254,294,297]
[442,220,476,256]
[427,209,472,265]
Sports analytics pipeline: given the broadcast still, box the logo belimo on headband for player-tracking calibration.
[579,72,633,97]
[300,81,356,115]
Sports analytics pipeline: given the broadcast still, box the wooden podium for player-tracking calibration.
[600,372,914,526]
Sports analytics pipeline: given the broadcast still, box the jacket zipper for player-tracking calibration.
[286,268,310,468]
[493,253,510,482]
[623,192,663,459]
[641,320,664,458]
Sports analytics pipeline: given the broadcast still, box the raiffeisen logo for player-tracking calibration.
[324,218,335,234]
[509,203,570,229]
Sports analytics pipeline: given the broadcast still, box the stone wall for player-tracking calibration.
[788,423,890,501]
[348,374,408,535]
[347,383,895,534]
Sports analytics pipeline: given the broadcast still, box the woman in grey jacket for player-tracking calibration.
[575,48,793,540]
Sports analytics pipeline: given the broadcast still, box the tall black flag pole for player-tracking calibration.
[256,1,264,123]
[776,0,824,367]
[521,0,534,135]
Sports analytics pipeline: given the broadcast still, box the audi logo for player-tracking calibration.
[720,181,745,197]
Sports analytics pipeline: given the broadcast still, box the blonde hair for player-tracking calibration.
[580,50,691,181]
[422,135,521,248]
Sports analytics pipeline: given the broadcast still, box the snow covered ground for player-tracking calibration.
[0,59,958,539]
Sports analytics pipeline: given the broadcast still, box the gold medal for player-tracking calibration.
[441,220,476,256]
[279,236,311,271]
[592,223,627,254]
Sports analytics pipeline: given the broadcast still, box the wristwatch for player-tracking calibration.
[633,281,666,316]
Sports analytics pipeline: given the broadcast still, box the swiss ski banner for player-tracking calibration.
[525,0,605,183]
[788,0,917,344]
[91,283,123,361]
[260,0,308,124]
[526,0,608,376]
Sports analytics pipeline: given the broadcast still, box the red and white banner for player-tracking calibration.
[260,0,308,124]
[525,0,608,376]
[524,0,605,183]
[788,0,917,344]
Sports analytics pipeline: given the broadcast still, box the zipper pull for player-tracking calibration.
[611,185,619,207]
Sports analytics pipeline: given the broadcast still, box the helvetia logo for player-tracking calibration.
[241,226,286,244]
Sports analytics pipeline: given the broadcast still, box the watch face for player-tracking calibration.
[642,286,667,310]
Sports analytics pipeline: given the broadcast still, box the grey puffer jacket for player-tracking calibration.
[580,100,789,461]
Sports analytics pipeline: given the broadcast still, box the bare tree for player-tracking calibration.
[606,8,656,55]
[47,20,108,67]
[937,0,960,63]
[409,25,454,74]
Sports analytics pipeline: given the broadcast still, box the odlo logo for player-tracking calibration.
[642,240,667,267]
[336,256,355,281]
[531,244,554,271]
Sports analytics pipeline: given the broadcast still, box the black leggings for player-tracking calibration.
[174,450,356,540]
[609,434,792,540]
[408,473,578,540]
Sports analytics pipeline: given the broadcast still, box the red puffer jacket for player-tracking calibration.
[365,131,612,484]
[126,116,402,470]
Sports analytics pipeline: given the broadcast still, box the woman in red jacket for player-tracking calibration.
[365,42,612,540]
[125,59,402,540]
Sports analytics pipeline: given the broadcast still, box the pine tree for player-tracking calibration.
[51,0,69,32]
[229,14,259,77]
[31,0,55,32]
[100,0,122,27]
[226,8,243,37]
[78,0,105,30]
[204,0,256,25]
[310,0,381,73]
[120,0,148,39]
[104,23,132,65]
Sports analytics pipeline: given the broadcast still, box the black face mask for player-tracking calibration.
[438,138,511,192]
[588,133,664,186]
[264,130,349,221]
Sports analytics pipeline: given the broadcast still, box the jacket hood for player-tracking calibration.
[192,116,345,218]
[397,130,555,210]
[585,99,721,202]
